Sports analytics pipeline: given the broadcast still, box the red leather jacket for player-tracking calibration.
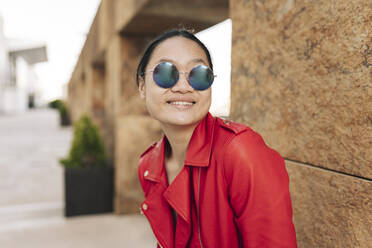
[138,112,297,248]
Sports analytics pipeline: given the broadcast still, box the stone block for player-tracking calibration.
[98,0,115,52]
[114,0,149,33]
[286,161,372,247]
[103,35,123,161]
[120,36,153,116]
[114,115,162,214]
[230,0,372,178]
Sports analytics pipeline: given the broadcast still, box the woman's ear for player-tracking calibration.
[138,77,146,99]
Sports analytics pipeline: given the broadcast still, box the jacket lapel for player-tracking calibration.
[142,183,174,248]
[163,167,192,247]
[142,139,174,248]
[184,112,216,167]
[142,112,216,248]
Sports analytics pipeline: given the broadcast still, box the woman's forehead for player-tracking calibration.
[149,37,208,66]
[153,57,207,66]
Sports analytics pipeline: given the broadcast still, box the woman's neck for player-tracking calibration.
[161,122,198,169]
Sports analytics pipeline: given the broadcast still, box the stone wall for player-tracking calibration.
[230,0,372,246]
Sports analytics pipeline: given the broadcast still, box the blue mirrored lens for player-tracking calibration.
[153,62,179,88]
[188,65,214,90]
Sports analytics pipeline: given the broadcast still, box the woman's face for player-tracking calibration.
[139,37,212,127]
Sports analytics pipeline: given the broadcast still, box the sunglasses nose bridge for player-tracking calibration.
[171,71,193,91]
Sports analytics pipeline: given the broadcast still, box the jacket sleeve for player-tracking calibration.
[223,130,297,248]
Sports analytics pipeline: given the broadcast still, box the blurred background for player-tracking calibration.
[0,0,371,247]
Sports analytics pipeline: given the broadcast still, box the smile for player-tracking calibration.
[167,101,196,106]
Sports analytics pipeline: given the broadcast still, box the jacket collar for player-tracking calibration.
[184,112,216,167]
[145,112,216,183]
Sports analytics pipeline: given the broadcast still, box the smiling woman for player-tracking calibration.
[138,36,212,128]
[136,29,297,248]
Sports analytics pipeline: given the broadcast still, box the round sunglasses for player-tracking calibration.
[144,62,216,91]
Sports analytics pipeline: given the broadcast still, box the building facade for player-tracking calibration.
[0,16,47,114]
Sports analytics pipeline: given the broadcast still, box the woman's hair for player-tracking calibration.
[136,28,213,87]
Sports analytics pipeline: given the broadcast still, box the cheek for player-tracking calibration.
[201,90,212,106]
[144,85,163,110]
[144,96,157,117]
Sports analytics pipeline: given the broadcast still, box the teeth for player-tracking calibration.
[169,101,194,106]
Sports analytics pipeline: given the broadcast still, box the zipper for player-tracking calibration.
[197,167,204,248]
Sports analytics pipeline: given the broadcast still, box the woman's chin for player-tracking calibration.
[165,117,197,127]
[147,105,209,128]
[158,113,203,128]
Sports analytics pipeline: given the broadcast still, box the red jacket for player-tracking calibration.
[138,112,297,248]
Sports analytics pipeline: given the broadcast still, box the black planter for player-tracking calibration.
[60,113,71,126]
[64,167,114,217]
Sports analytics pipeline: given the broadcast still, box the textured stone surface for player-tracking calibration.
[114,0,149,34]
[230,0,372,178]
[101,35,123,161]
[91,65,106,128]
[98,0,115,52]
[286,161,372,248]
[114,115,162,214]
[119,36,152,116]
[67,58,92,123]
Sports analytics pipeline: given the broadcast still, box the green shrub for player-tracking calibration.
[49,99,68,115]
[48,99,62,109]
[58,102,68,116]
[60,115,107,168]
[50,99,70,126]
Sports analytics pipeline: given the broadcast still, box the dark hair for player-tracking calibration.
[136,28,213,87]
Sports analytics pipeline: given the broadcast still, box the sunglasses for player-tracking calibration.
[144,62,216,91]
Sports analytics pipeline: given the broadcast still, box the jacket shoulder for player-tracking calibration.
[139,141,157,158]
[216,117,253,135]
[138,140,159,175]
[138,140,160,194]
[222,126,286,183]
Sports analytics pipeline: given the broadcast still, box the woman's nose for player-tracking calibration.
[170,72,194,93]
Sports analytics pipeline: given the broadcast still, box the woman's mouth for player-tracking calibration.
[167,101,196,106]
[166,101,196,109]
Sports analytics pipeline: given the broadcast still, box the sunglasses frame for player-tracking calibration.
[143,62,216,91]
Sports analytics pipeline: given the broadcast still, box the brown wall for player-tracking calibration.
[230,0,372,246]
[67,0,371,246]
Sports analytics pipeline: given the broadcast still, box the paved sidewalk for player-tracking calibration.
[0,109,155,248]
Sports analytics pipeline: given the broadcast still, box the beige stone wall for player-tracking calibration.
[286,161,372,247]
[230,0,371,178]
[119,36,152,116]
[230,0,372,246]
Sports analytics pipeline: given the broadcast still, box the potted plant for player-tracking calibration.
[49,99,71,126]
[48,99,61,109]
[57,101,71,126]
[60,115,113,217]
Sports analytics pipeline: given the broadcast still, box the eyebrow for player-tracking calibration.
[155,58,208,66]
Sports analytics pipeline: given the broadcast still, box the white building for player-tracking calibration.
[0,16,47,115]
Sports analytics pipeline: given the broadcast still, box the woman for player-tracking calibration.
[136,29,297,248]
